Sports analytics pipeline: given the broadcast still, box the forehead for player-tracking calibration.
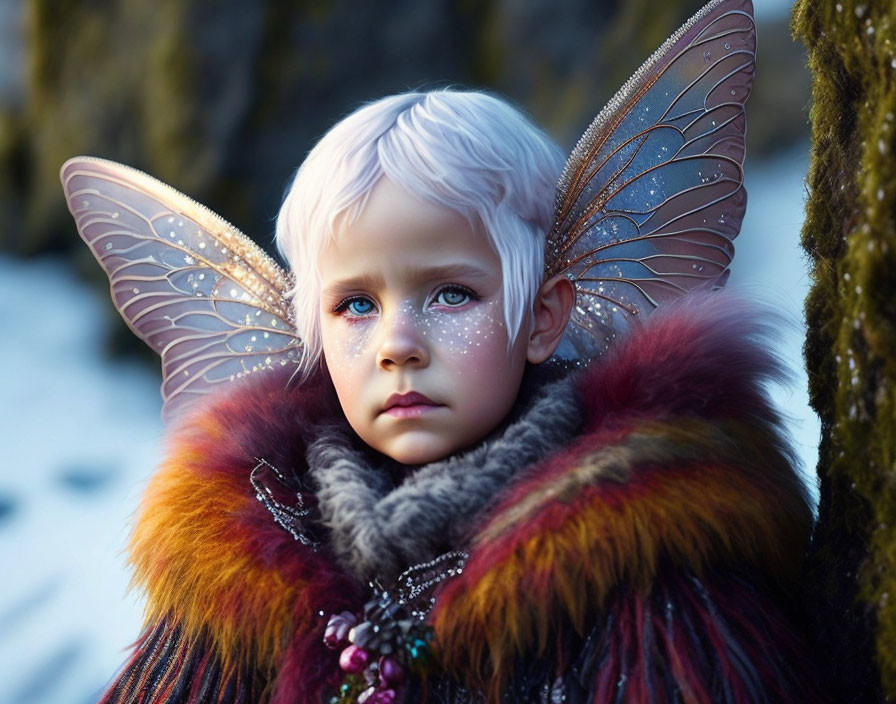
[319,177,501,288]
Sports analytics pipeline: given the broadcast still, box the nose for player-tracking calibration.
[376,312,429,370]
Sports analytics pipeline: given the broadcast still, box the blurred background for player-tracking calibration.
[0,0,813,701]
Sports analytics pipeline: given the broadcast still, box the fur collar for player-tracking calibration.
[308,370,581,580]
[126,293,814,697]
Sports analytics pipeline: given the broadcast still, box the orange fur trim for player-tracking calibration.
[128,386,359,679]
[130,424,294,673]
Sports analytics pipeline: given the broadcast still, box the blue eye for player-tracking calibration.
[337,297,375,317]
[434,286,474,307]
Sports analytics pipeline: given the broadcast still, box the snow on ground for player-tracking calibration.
[0,257,162,704]
[0,143,817,704]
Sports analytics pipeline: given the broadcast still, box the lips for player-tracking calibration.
[381,391,443,417]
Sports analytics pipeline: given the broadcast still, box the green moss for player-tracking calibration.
[138,0,210,191]
[793,0,896,698]
[24,0,151,251]
[599,0,693,89]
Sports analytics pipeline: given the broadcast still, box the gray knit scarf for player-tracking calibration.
[307,369,582,581]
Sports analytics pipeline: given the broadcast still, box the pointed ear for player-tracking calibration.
[527,274,575,364]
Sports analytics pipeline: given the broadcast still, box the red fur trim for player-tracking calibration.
[430,295,814,692]
[578,293,794,431]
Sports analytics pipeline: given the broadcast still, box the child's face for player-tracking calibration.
[318,177,530,465]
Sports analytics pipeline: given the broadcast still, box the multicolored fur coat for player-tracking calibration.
[101,296,824,703]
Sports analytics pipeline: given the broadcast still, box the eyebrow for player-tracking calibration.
[322,263,496,298]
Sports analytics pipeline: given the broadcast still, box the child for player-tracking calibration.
[64,1,824,701]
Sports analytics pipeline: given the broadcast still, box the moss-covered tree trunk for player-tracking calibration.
[793,1,896,701]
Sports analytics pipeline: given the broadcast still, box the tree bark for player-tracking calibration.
[793,1,896,701]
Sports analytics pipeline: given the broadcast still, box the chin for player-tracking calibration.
[388,446,450,467]
[378,434,456,466]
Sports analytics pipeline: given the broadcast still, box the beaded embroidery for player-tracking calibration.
[325,551,469,703]
[249,458,320,550]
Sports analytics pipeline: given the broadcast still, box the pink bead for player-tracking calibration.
[339,644,370,673]
[369,689,397,704]
[378,656,405,684]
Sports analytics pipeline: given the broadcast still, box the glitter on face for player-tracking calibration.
[317,177,531,465]
[330,299,504,363]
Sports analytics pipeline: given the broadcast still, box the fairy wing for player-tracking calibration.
[60,157,302,423]
[548,0,755,360]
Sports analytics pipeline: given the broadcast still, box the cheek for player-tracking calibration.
[432,303,526,417]
[426,301,507,366]
[320,319,376,399]
[322,319,375,363]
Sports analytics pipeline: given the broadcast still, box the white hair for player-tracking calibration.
[275,89,564,378]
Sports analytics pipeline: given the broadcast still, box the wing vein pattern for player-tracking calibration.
[61,157,303,423]
[546,0,755,360]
